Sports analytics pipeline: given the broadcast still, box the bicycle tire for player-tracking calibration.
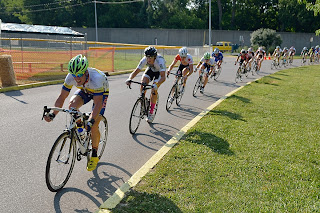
[166,84,176,111]
[129,98,143,134]
[244,68,249,77]
[97,115,108,159]
[45,131,76,192]
[271,61,275,70]
[176,81,184,106]
[235,68,242,83]
[214,67,221,80]
[192,77,202,97]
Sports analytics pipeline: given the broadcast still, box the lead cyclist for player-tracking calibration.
[126,46,166,123]
[43,54,109,172]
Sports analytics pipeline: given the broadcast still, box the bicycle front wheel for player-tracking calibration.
[176,81,184,106]
[214,67,222,80]
[235,68,242,83]
[97,115,108,159]
[166,84,176,111]
[129,98,143,134]
[193,77,202,97]
[45,131,76,192]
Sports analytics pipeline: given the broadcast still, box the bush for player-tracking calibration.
[250,28,282,53]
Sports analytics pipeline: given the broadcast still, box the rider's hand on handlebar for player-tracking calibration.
[194,68,198,72]
[44,113,55,122]
[125,78,132,86]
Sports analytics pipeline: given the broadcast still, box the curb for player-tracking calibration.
[94,79,260,213]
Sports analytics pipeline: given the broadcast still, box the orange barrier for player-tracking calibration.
[1,48,114,80]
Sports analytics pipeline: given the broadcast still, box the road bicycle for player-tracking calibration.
[281,57,289,67]
[42,106,108,192]
[251,59,259,75]
[209,64,222,80]
[271,58,279,70]
[128,80,159,134]
[193,69,205,96]
[301,54,307,66]
[235,62,247,83]
[166,71,185,111]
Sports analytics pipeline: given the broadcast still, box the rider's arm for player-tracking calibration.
[188,64,194,76]
[167,59,178,74]
[128,68,141,81]
[156,71,166,88]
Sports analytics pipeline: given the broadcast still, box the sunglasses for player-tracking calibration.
[72,73,84,78]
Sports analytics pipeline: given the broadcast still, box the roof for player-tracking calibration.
[0,22,84,37]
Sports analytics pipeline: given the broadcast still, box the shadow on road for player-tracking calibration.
[53,163,131,213]
[4,90,28,104]
[166,103,203,119]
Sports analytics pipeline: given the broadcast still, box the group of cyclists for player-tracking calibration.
[44,44,311,172]
[300,45,320,64]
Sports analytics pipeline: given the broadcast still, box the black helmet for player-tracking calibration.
[144,46,157,57]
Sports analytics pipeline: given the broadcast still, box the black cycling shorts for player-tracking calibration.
[143,68,161,83]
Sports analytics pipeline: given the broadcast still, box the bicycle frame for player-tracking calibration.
[43,106,90,158]
[128,80,154,116]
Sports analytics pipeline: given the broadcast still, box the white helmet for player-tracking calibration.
[213,48,219,54]
[179,47,188,57]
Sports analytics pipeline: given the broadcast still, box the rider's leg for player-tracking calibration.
[90,115,103,155]
[182,67,189,87]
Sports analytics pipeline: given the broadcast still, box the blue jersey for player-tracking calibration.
[212,52,223,62]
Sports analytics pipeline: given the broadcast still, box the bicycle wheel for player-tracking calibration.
[271,61,275,70]
[129,98,143,134]
[192,77,202,97]
[214,67,221,80]
[235,68,242,83]
[97,115,108,159]
[176,81,184,106]
[244,68,249,77]
[45,131,76,192]
[166,84,176,111]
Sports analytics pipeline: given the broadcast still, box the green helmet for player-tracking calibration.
[204,52,211,59]
[68,54,88,76]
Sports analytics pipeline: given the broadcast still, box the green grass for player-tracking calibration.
[113,65,320,212]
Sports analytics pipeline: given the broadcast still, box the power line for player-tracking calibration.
[94,0,144,4]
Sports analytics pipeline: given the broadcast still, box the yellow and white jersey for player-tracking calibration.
[63,68,109,96]
[199,57,215,66]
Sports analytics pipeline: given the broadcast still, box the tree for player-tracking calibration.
[299,0,320,35]
[250,28,282,52]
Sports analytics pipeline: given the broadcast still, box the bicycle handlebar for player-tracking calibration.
[42,106,85,120]
[127,80,154,90]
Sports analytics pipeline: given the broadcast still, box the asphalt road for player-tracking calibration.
[0,57,301,212]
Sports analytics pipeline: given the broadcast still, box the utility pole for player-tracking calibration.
[94,1,98,42]
[209,0,212,54]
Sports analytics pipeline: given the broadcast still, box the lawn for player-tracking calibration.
[113,65,320,212]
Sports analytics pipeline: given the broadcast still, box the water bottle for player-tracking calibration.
[77,126,86,141]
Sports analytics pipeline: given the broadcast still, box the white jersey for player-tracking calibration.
[137,54,166,72]
[199,57,215,66]
[63,67,109,95]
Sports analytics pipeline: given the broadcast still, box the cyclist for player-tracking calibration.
[315,45,320,62]
[255,47,266,72]
[167,47,193,90]
[211,48,223,74]
[235,49,249,71]
[194,52,214,94]
[247,47,255,70]
[308,46,315,62]
[301,47,308,62]
[126,46,166,123]
[43,54,109,172]
[272,46,282,65]
[289,46,296,62]
[282,47,289,63]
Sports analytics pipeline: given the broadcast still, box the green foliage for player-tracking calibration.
[0,0,319,33]
[250,28,282,52]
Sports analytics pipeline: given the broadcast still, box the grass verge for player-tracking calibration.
[112,65,320,212]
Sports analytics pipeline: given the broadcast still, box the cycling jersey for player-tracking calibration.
[63,67,109,96]
[137,54,166,72]
[273,49,282,57]
[247,52,255,58]
[199,57,215,66]
[256,50,266,58]
[289,48,296,56]
[174,54,193,65]
[239,53,249,61]
[212,52,223,62]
